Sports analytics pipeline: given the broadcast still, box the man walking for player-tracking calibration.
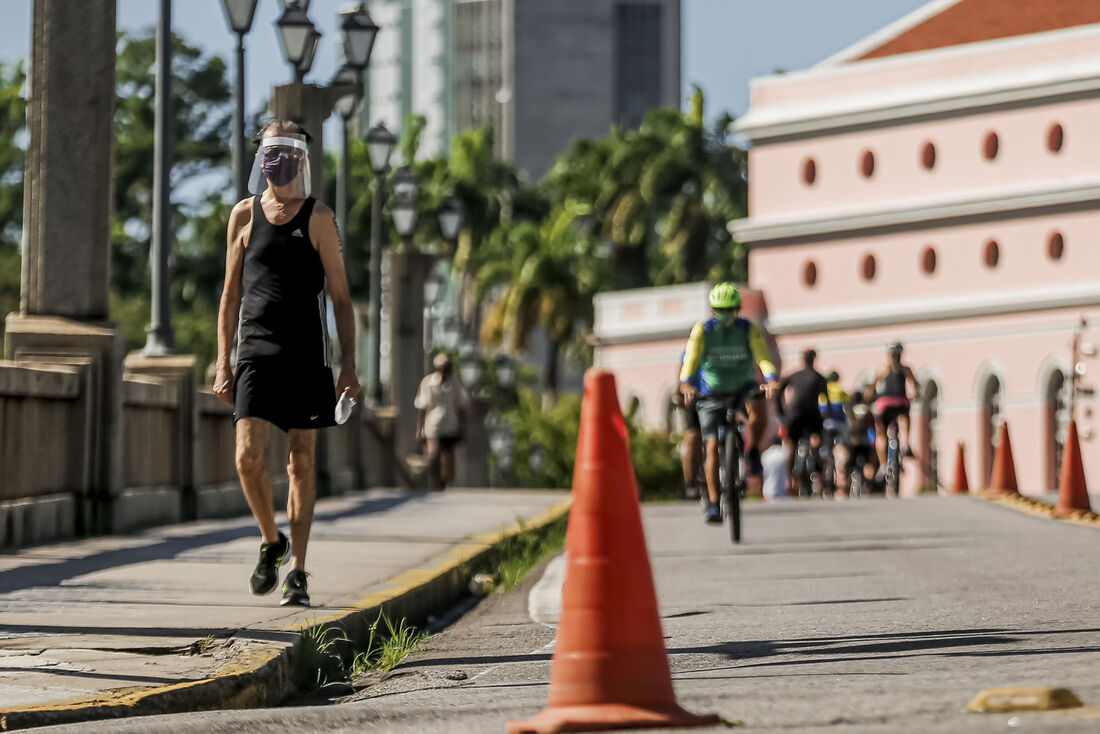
[213,120,360,607]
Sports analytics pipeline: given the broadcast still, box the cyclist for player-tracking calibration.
[777,349,829,496]
[675,351,703,499]
[821,370,850,496]
[865,342,921,470]
[679,283,778,524]
[836,392,876,496]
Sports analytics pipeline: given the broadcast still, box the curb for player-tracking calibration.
[0,497,572,732]
[969,489,1100,529]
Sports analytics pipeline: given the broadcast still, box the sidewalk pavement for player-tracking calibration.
[0,488,570,730]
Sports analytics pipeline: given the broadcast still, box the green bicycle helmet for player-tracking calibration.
[708,282,741,310]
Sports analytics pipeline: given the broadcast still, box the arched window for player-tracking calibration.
[921,380,941,490]
[1046,370,1069,490]
[981,374,1004,485]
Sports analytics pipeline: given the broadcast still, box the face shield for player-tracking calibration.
[248,134,311,198]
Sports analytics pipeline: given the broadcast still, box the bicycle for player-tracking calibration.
[883,415,902,496]
[716,393,745,544]
[793,435,819,498]
[694,392,746,543]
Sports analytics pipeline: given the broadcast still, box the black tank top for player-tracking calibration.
[237,196,330,366]
[882,367,907,398]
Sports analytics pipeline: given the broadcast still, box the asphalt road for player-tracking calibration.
[37,496,1100,733]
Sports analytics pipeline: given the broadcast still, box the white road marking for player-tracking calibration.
[528,553,566,628]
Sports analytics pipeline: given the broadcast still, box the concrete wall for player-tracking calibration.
[0,360,391,548]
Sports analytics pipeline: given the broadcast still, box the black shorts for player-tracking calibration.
[678,403,701,432]
[428,435,461,450]
[784,411,824,445]
[234,359,337,433]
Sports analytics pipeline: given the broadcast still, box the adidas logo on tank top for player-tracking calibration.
[291,228,305,238]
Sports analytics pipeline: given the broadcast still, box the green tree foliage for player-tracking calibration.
[111,31,232,363]
[0,61,25,336]
[541,89,748,292]
[498,388,680,498]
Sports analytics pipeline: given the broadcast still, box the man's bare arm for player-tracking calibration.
[313,204,362,399]
[213,199,251,404]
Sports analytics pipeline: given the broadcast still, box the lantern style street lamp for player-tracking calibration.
[340,2,379,70]
[367,122,397,403]
[276,1,317,83]
[494,353,516,390]
[219,0,259,202]
[437,194,464,244]
[392,167,419,245]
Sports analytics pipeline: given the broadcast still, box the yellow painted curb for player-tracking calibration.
[971,489,1100,529]
[967,686,1083,712]
[0,495,572,731]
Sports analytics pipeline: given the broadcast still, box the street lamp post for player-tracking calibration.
[331,64,362,255]
[219,0,258,202]
[144,0,176,356]
[366,122,397,403]
[423,268,444,373]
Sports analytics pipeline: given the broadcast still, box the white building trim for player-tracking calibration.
[735,55,1100,142]
[764,282,1100,335]
[816,0,964,67]
[729,177,1100,246]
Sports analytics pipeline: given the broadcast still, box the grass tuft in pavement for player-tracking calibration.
[481,511,569,591]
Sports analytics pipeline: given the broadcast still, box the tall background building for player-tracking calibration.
[364,0,681,177]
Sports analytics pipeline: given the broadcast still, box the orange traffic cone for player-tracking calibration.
[1054,420,1092,517]
[951,442,969,495]
[988,422,1019,495]
[508,370,721,734]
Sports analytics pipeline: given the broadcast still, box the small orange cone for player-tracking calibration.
[951,442,969,495]
[508,370,721,733]
[988,422,1019,495]
[1054,420,1092,517]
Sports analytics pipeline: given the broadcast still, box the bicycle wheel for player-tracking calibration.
[724,426,741,543]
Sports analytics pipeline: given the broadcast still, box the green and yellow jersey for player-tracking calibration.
[680,317,776,395]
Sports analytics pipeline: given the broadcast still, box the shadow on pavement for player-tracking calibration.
[0,493,414,594]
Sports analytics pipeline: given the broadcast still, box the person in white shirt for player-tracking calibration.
[414,353,471,489]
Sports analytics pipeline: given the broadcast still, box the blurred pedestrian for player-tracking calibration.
[213,120,360,607]
[415,353,471,489]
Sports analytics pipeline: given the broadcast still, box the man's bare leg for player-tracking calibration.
[286,429,317,572]
[744,396,767,496]
[704,437,721,504]
[236,418,278,543]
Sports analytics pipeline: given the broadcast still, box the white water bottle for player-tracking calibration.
[334,390,356,425]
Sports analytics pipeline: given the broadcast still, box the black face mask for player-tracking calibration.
[261,149,300,186]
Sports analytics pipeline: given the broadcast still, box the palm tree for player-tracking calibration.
[480,203,598,401]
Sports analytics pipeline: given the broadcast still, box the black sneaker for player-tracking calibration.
[249,531,290,595]
[281,569,311,607]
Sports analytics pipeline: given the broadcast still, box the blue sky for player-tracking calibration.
[1,0,929,150]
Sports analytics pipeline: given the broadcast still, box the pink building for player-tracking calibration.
[731,0,1100,494]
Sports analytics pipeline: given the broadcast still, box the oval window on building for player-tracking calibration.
[802,260,818,287]
[861,150,875,178]
[1047,123,1064,153]
[1048,231,1065,260]
[921,246,937,274]
[983,131,999,160]
[921,141,936,170]
[802,158,817,185]
[861,253,877,281]
[984,240,1000,268]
